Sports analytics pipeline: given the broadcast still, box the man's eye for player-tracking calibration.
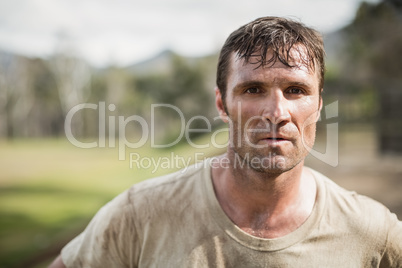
[287,88,303,94]
[245,87,260,94]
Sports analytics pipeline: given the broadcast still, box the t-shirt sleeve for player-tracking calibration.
[380,212,402,267]
[61,189,140,268]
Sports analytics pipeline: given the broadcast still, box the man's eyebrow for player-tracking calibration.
[233,81,267,91]
[234,80,313,91]
[286,81,312,88]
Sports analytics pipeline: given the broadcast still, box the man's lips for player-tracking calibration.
[250,127,296,143]
[262,137,289,143]
[258,134,293,144]
[262,134,291,140]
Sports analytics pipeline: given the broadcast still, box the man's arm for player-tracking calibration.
[48,255,66,268]
[49,190,139,267]
[380,212,402,267]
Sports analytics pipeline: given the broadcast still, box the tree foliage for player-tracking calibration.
[0,48,217,141]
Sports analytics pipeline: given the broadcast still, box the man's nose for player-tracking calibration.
[262,90,291,125]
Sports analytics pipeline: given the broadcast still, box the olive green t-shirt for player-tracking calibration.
[62,160,402,267]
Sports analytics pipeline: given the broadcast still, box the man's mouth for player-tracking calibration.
[259,136,291,145]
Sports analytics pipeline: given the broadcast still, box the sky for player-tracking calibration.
[0,0,380,67]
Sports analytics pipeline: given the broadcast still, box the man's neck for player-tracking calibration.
[211,153,317,239]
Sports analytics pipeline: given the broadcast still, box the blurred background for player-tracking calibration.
[0,0,402,267]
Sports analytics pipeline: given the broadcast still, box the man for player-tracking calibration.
[50,17,402,267]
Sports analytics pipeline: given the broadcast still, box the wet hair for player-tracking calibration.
[216,16,325,102]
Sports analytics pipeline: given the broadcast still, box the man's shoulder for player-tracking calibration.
[118,160,210,212]
[307,168,402,265]
[94,160,210,232]
[311,169,388,213]
[130,160,208,194]
[310,168,395,239]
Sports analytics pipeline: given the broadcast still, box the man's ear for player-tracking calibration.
[319,94,323,111]
[317,94,323,121]
[215,87,229,123]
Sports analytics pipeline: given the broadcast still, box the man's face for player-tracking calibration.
[216,48,322,173]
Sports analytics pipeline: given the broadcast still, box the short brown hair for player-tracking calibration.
[216,16,325,101]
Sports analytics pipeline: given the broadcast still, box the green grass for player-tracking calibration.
[0,133,227,267]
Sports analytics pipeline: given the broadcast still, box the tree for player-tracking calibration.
[48,32,92,137]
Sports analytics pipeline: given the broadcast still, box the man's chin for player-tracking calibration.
[250,157,293,174]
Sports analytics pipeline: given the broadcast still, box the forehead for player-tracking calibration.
[228,47,320,89]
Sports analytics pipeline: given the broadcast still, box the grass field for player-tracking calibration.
[0,134,226,268]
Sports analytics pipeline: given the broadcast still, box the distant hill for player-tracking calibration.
[0,49,25,69]
[126,49,176,75]
[125,48,219,77]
